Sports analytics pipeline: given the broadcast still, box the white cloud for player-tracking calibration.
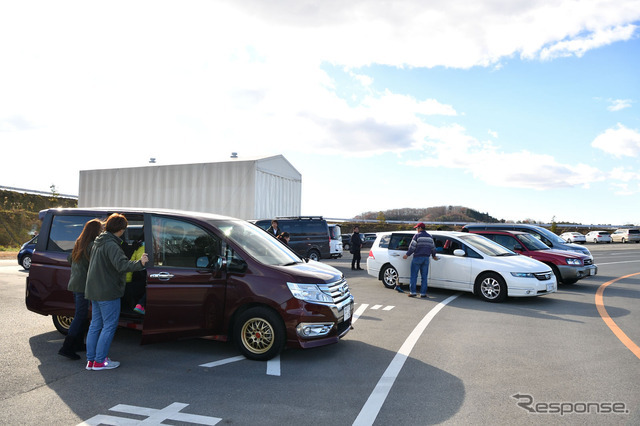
[592,124,640,157]
[539,24,637,60]
[405,124,606,190]
[607,99,633,111]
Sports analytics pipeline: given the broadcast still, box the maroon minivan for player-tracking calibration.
[26,208,354,360]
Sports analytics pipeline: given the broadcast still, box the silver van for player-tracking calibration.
[461,223,593,260]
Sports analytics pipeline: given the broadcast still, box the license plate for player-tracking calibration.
[343,304,351,321]
[589,268,595,276]
[547,283,554,292]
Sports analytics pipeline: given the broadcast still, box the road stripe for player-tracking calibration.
[595,272,640,360]
[596,260,640,266]
[352,304,368,325]
[353,293,460,426]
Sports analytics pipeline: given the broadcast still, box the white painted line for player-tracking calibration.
[596,260,640,266]
[79,402,221,425]
[371,305,383,310]
[352,304,369,325]
[267,355,281,376]
[199,356,244,368]
[382,306,394,311]
[352,293,460,426]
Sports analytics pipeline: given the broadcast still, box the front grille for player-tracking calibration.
[534,272,552,281]
[319,278,352,305]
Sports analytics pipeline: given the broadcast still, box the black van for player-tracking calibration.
[252,217,331,261]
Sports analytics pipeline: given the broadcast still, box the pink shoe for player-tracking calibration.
[133,304,145,314]
[86,361,94,370]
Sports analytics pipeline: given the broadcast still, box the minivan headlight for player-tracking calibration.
[287,283,333,303]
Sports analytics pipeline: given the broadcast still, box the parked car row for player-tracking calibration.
[367,231,557,303]
[560,229,639,244]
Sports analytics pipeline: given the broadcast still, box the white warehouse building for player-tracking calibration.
[79,155,302,220]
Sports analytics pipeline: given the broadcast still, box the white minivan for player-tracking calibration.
[367,231,556,303]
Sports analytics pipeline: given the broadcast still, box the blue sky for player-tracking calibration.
[2,1,639,225]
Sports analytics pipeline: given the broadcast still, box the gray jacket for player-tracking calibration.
[67,241,93,293]
[85,232,145,301]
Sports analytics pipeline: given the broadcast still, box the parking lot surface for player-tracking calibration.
[0,243,638,425]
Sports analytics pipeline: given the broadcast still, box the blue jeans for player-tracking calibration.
[67,292,89,339]
[410,256,430,295]
[86,299,121,363]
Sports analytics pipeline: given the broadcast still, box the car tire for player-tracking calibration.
[622,238,626,243]
[307,249,320,261]
[53,314,73,335]
[381,265,399,289]
[344,243,350,251]
[234,307,285,361]
[21,254,32,270]
[476,272,507,303]
[549,265,563,284]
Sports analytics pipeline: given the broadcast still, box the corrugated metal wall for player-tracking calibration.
[79,156,302,219]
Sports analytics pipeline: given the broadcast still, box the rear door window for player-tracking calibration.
[47,215,101,252]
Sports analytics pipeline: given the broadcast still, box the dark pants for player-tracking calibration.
[68,292,89,339]
[59,292,89,357]
[351,250,361,269]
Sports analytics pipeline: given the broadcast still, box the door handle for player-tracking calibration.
[149,272,174,281]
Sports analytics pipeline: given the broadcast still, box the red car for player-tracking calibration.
[470,230,597,284]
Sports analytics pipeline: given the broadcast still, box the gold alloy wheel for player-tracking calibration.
[241,317,275,355]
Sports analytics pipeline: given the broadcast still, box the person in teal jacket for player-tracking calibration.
[58,218,103,360]
[85,213,148,371]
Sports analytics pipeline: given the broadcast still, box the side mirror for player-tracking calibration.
[453,249,465,257]
[196,256,210,268]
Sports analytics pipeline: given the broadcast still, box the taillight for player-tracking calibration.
[368,250,374,258]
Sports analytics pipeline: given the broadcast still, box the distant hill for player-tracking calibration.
[354,206,500,223]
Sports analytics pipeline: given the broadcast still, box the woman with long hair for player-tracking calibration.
[58,218,103,360]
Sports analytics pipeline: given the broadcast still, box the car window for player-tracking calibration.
[433,236,483,259]
[493,235,522,251]
[378,234,391,248]
[389,234,412,250]
[515,233,550,250]
[152,216,222,268]
[630,230,639,235]
[47,215,101,252]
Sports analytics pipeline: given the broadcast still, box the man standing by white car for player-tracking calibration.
[403,222,439,298]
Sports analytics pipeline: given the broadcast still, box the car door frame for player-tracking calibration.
[141,213,228,344]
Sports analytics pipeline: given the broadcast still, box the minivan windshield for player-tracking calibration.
[531,225,566,244]
[517,233,551,251]
[213,219,302,266]
[459,234,516,257]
